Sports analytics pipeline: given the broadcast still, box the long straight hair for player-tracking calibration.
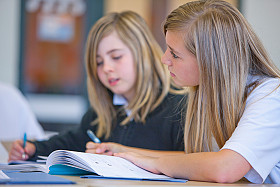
[164,0,280,153]
[85,11,173,139]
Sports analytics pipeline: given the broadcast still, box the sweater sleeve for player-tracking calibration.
[31,108,97,157]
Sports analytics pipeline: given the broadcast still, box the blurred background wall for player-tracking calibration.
[0,0,279,132]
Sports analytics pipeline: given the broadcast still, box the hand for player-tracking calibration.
[85,142,124,155]
[115,152,161,174]
[8,140,36,162]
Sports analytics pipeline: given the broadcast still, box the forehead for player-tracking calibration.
[166,31,186,50]
[98,31,127,51]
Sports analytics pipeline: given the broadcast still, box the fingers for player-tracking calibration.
[115,152,161,174]
[8,141,35,162]
[86,142,107,154]
[8,140,25,162]
[85,141,98,154]
[86,142,115,155]
[95,144,109,154]
[86,141,96,148]
[24,142,36,157]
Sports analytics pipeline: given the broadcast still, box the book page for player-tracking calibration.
[48,150,171,179]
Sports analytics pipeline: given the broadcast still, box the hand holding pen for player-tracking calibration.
[21,132,27,160]
[87,129,101,143]
[86,129,124,155]
[86,129,112,155]
[8,136,36,162]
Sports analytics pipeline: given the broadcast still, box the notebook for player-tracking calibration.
[0,170,75,184]
[46,150,187,183]
[0,163,48,173]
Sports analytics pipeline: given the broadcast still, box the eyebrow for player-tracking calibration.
[167,45,182,55]
[107,49,122,55]
[97,48,123,57]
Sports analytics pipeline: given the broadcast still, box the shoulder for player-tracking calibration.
[164,92,186,104]
[0,83,21,97]
[244,77,280,118]
[164,92,187,111]
[82,107,97,119]
[152,92,187,116]
[247,77,280,104]
[0,83,28,105]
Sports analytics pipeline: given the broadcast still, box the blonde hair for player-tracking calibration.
[86,11,172,139]
[164,0,280,153]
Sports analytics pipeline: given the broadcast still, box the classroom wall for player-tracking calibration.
[241,0,280,68]
[0,0,279,129]
[0,0,20,86]
[2,0,279,87]
[3,0,279,87]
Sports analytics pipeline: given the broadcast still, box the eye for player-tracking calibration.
[97,62,103,66]
[170,51,179,59]
[96,56,103,66]
[112,55,122,60]
[96,59,103,66]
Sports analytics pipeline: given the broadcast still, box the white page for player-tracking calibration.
[47,150,171,179]
[0,163,48,173]
[0,170,10,179]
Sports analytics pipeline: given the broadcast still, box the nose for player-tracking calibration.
[161,50,172,66]
[102,61,114,73]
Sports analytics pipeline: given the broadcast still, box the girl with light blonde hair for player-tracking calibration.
[9,11,185,162]
[116,0,280,184]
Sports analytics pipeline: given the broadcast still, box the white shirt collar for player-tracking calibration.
[113,94,132,118]
[113,94,128,106]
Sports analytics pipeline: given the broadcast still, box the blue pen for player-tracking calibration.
[87,129,101,143]
[22,132,27,159]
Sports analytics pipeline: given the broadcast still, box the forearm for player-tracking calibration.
[120,145,185,157]
[155,149,251,183]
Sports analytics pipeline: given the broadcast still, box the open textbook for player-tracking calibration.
[46,150,187,183]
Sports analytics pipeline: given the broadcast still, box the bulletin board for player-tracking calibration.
[18,0,103,130]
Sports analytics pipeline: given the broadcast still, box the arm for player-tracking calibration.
[8,140,36,161]
[116,149,251,183]
[86,142,184,157]
[33,108,96,157]
[9,108,96,160]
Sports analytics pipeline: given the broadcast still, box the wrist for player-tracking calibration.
[118,144,127,152]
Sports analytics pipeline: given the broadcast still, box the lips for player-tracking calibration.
[108,78,119,86]
[170,72,175,77]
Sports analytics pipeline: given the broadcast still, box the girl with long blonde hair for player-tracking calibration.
[116,0,280,184]
[9,11,185,162]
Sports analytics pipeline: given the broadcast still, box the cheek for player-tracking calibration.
[161,51,171,65]
[186,63,199,85]
[121,56,136,79]
[97,69,106,84]
[124,65,136,83]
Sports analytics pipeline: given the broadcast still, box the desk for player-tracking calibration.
[1,175,275,187]
[0,143,277,186]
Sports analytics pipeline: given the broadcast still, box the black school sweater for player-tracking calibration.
[32,93,185,158]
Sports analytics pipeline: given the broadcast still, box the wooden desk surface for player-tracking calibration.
[0,174,278,186]
[41,175,280,186]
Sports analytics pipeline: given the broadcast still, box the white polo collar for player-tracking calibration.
[113,94,132,118]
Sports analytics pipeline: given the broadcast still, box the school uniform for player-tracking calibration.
[222,76,280,184]
[31,93,185,158]
[0,83,45,141]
